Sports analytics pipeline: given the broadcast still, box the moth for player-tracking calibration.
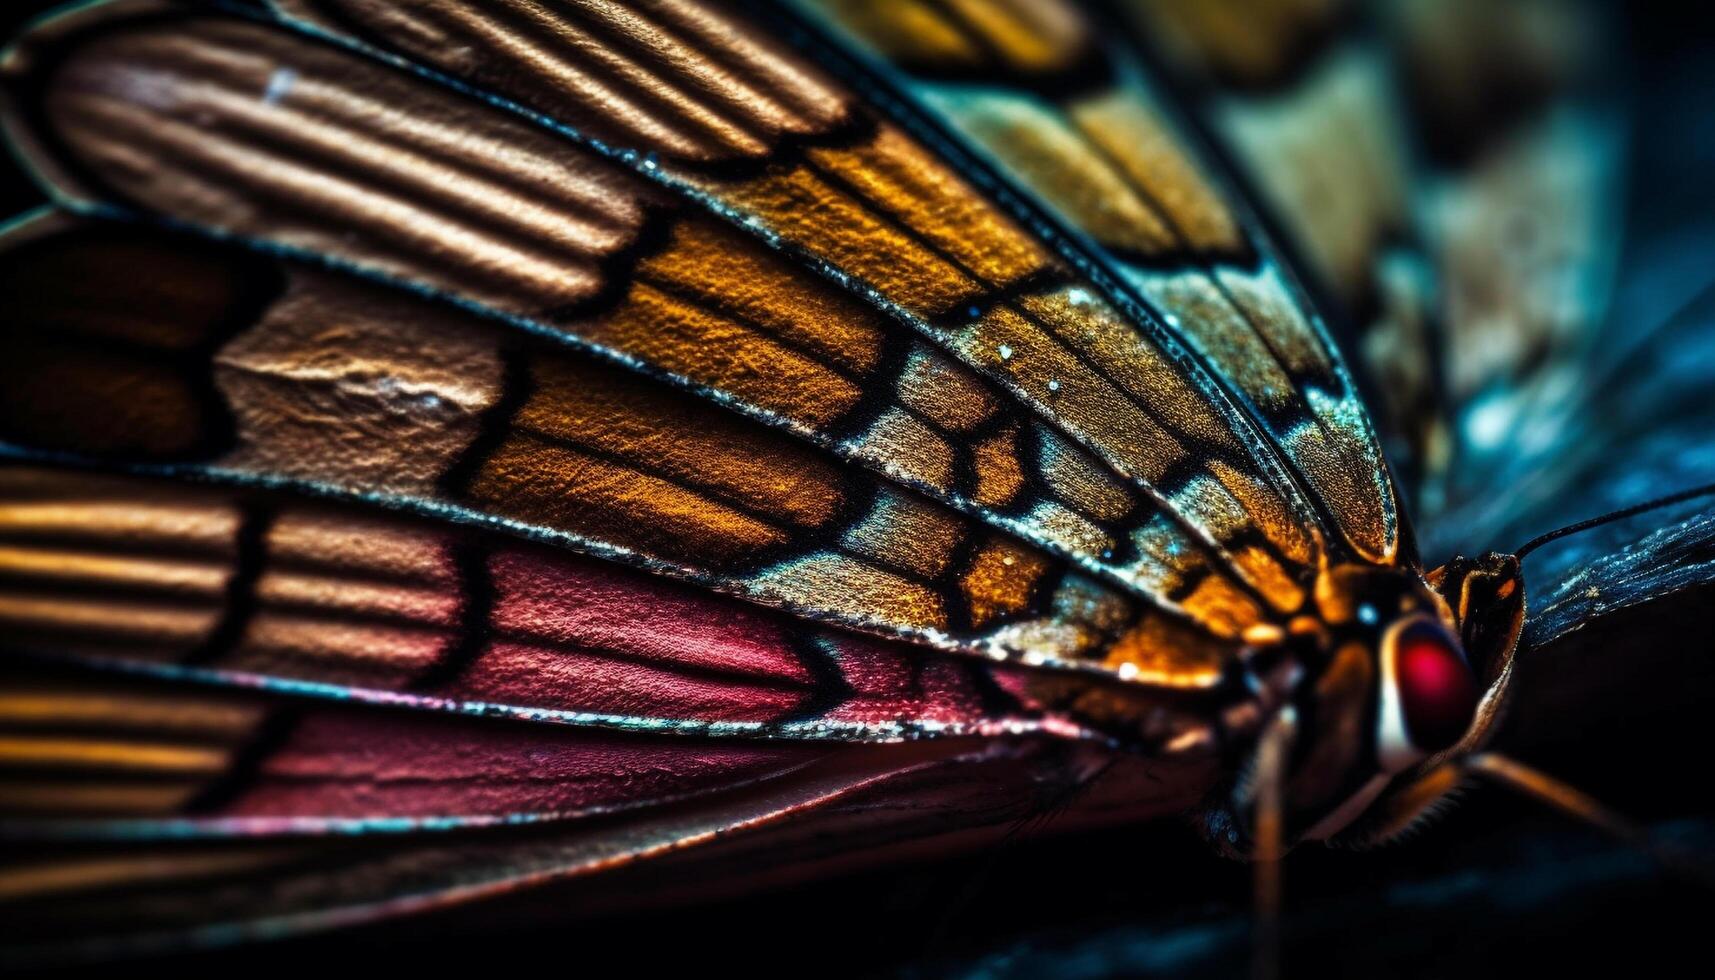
[1,0,1710,966]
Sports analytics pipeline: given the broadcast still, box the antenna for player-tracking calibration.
[1513,480,1715,560]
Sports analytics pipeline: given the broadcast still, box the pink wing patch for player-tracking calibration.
[223,709,827,820]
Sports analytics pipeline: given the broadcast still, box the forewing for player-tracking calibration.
[0,0,1317,664]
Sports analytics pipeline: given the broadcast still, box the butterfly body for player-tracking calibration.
[0,0,1704,963]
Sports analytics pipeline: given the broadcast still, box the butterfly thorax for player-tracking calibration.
[1191,553,1528,855]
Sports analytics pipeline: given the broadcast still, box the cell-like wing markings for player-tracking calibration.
[0,461,1227,954]
[0,0,1448,954]
[0,215,1208,673]
[0,464,1225,739]
[797,0,1401,568]
[240,0,1331,617]
[0,4,1321,654]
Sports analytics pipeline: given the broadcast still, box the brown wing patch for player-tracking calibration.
[465,353,847,568]
[960,537,1051,629]
[471,434,798,566]
[921,84,1252,263]
[631,220,887,372]
[970,427,1028,509]
[839,490,966,578]
[0,224,275,459]
[1066,90,1248,256]
[706,137,1049,317]
[954,305,1192,477]
[279,0,849,164]
[33,17,660,314]
[800,127,1051,295]
[216,271,506,496]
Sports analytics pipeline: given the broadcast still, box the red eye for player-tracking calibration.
[1394,624,1477,752]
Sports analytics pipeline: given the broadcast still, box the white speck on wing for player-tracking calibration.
[262,66,298,106]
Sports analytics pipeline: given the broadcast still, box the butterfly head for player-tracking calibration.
[1207,552,1526,855]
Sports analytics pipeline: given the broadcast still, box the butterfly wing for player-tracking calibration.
[1493,285,1715,660]
[1350,2,1715,645]
[7,660,1170,961]
[1103,2,1715,711]
[0,0,1408,954]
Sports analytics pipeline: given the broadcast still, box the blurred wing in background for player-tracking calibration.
[1116,0,1626,537]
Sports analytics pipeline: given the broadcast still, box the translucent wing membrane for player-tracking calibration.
[1488,294,1715,787]
[1461,287,1715,578]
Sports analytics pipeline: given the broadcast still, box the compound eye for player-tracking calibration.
[1393,622,1478,753]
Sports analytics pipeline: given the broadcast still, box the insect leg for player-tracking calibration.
[1252,712,1295,980]
[1465,752,1715,888]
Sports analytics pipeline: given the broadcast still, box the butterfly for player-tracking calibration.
[1,0,1711,966]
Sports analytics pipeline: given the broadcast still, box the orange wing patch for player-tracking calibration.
[812,0,1401,568]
